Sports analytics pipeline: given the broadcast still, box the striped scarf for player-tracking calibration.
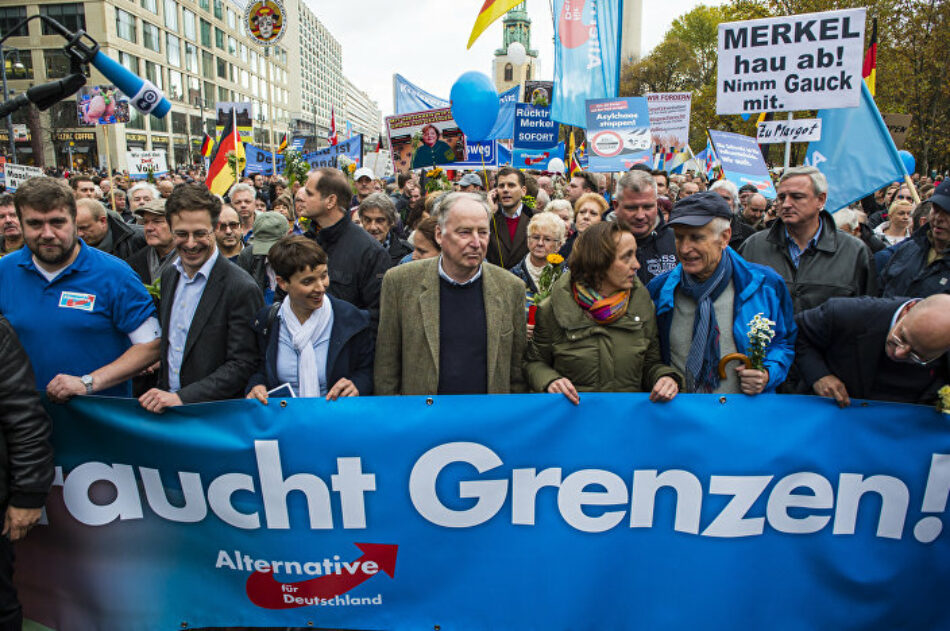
[679,253,733,393]
[571,282,631,325]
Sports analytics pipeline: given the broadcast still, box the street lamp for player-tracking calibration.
[0,46,26,161]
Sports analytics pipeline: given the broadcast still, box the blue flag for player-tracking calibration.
[393,74,449,115]
[486,86,520,141]
[805,81,908,213]
[551,0,621,127]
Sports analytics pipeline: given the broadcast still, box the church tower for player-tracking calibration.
[492,2,539,98]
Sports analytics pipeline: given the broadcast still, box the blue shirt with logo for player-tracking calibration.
[0,241,157,396]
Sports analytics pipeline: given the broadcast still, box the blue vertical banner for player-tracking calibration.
[707,130,777,198]
[513,103,562,170]
[486,86,520,141]
[585,96,652,171]
[805,81,908,213]
[16,394,950,630]
[551,0,621,127]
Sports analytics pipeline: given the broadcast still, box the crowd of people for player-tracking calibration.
[0,157,948,624]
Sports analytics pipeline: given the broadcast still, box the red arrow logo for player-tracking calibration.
[558,0,592,49]
[245,543,398,609]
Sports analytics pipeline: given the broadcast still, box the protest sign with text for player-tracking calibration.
[757,118,822,144]
[216,101,254,142]
[453,140,498,169]
[127,150,169,179]
[18,394,950,630]
[717,8,866,115]
[708,129,777,198]
[882,113,913,150]
[586,97,651,172]
[386,108,466,174]
[3,164,43,191]
[245,137,363,176]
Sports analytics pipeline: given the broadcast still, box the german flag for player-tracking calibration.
[467,0,524,49]
[277,133,288,154]
[862,18,877,97]
[200,133,213,158]
[205,110,245,196]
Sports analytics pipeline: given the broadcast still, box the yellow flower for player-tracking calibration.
[347,163,356,174]
[547,253,564,265]
[938,385,950,413]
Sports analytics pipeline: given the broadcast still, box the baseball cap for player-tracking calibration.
[667,191,733,227]
[134,198,166,217]
[932,180,950,213]
[353,167,375,181]
[459,173,483,188]
[251,211,290,256]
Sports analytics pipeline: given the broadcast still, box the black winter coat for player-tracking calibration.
[879,225,950,299]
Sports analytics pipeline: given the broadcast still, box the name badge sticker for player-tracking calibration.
[59,292,96,312]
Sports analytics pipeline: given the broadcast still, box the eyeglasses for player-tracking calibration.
[173,230,213,241]
[217,221,241,231]
[527,235,558,245]
[886,328,941,365]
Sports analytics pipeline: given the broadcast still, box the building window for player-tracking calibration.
[41,4,86,35]
[145,60,163,90]
[226,8,235,29]
[168,70,183,101]
[0,7,28,37]
[526,64,531,81]
[201,50,214,79]
[215,27,225,50]
[212,0,223,20]
[151,115,167,132]
[172,112,188,134]
[228,36,236,56]
[141,0,158,13]
[203,81,214,107]
[182,9,196,41]
[197,0,208,11]
[142,22,161,52]
[163,0,177,30]
[185,43,198,74]
[200,19,211,47]
[504,64,513,82]
[240,43,247,63]
[44,49,71,79]
[217,85,228,102]
[166,34,181,67]
[115,9,136,43]
[127,108,146,131]
[216,57,227,79]
[3,53,33,80]
[118,52,139,75]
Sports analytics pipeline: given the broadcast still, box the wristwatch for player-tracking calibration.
[80,374,94,395]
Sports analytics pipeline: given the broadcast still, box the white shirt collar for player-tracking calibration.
[438,256,483,287]
[501,203,523,219]
[174,247,219,282]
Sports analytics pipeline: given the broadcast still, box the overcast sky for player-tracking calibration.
[309,0,720,117]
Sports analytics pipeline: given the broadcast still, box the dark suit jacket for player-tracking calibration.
[158,255,264,403]
[794,296,949,403]
[487,205,533,270]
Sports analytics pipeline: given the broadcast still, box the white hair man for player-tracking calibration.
[375,192,527,395]
[648,191,796,396]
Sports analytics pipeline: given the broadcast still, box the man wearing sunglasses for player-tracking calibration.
[794,293,950,407]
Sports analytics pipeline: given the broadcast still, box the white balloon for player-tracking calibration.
[547,158,565,174]
[507,42,527,66]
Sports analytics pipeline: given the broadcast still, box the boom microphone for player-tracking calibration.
[91,51,170,118]
[0,72,87,119]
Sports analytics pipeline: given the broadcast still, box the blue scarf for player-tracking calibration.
[679,253,733,393]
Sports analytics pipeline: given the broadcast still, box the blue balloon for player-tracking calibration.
[450,72,499,143]
[899,150,916,175]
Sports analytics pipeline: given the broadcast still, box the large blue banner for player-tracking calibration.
[393,74,449,115]
[708,129,778,199]
[551,0,621,127]
[486,86,520,141]
[245,137,363,176]
[19,394,950,630]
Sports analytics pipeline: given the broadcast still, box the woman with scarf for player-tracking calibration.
[246,236,375,403]
[524,221,682,404]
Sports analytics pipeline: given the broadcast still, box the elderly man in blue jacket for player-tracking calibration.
[648,192,796,395]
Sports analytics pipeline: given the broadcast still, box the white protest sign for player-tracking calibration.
[4,164,43,191]
[717,8,866,115]
[127,150,169,179]
[646,93,692,152]
[757,118,822,144]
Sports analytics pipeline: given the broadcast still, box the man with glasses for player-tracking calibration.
[138,184,263,413]
[214,205,245,261]
[879,180,950,298]
[794,293,950,407]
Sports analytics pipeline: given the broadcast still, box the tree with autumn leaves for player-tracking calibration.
[621,0,949,173]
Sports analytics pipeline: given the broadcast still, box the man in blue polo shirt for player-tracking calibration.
[0,177,160,401]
